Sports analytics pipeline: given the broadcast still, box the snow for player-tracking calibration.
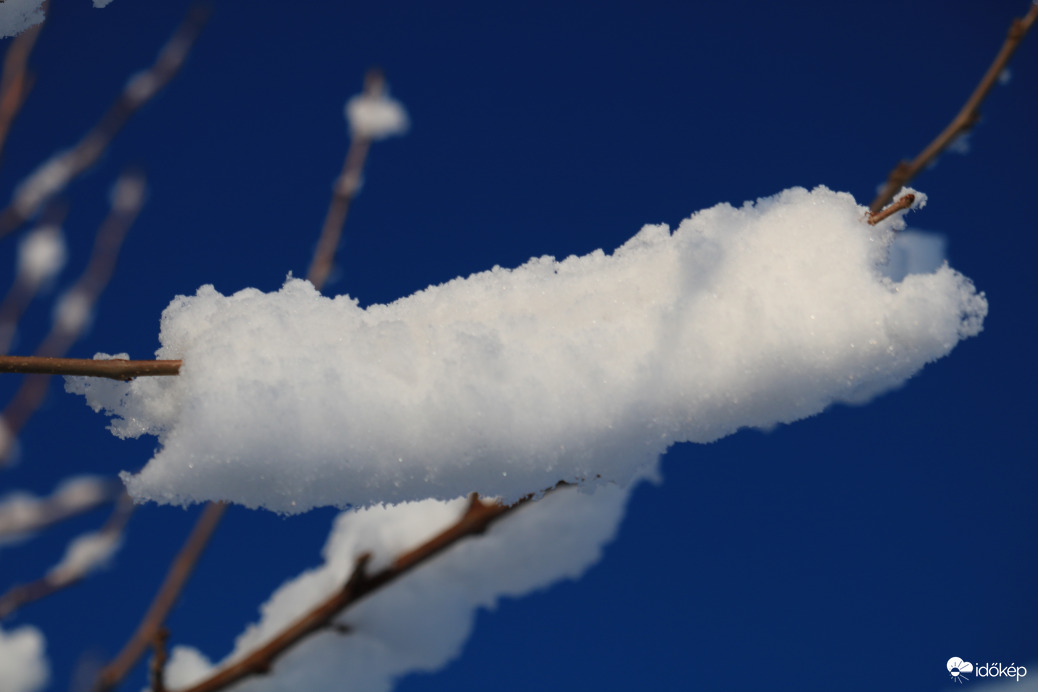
[0,0,45,39]
[16,224,67,289]
[68,186,987,514]
[345,92,409,140]
[163,482,632,691]
[46,528,122,582]
[0,625,48,692]
[0,476,116,545]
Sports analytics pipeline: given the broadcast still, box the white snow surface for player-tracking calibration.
[345,92,409,140]
[47,528,122,582]
[17,224,66,289]
[68,186,987,514]
[0,0,45,38]
[162,482,631,691]
[0,625,48,692]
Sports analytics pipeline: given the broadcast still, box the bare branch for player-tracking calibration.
[0,5,209,238]
[866,193,915,226]
[0,491,133,619]
[173,491,539,692]
[92,501,227,692]
[870,3,1038,213]
[306,68,384,292]
[150,628,170,692]
[0,355,181,380]
[0,0,46,168]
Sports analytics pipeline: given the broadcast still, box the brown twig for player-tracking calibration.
[0,491,133,620]
[173,492,536,692]
[306,68,384,291]
[92,501,227,692]
[150,628,170,692]
[870,3,1038,213]
[0,5,208,238]
[92,66,390,690]
[0,168,147,465]
[0,355,181,380]
[0,1,46,168]
[866,193,915,226]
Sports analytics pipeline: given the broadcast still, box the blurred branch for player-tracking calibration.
[0,475,121,538]
[0,168,146,465]
[306,68,384,291]
[173,491,539,692]
[94,66,392,690]
[870,2,1038,212]
[0,1,45,168]
[0,491,133,619]
[149,628,170,692]
[0,201,67,354]
[0,5,208,238]
[92,501,226,692]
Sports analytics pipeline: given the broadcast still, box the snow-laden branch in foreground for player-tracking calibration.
[68,186,986,514]
[162,482,631,692]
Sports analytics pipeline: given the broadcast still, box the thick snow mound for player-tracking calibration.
[69,186,986,513]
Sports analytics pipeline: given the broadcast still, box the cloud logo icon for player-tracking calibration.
[948,657,974,683]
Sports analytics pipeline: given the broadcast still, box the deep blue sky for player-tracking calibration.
[1,2,1035,691]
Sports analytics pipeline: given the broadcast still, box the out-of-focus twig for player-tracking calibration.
[92,501,226,692]
[0,475,121,539]
[870,3,1038,213]
[0,201,67,354]
[0,1,46,168]
[0,490,133,619]
[306,68,384,291]
[149,628,170,692]
[0,5,208,238]
[95,67,395,691]
[173,491,540,692]
[0,168,146,466]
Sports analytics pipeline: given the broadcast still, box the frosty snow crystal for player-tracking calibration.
[67,186,986,514]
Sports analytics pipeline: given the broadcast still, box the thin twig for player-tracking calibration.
[0,1,46,168]
[174,491,540,692]
[0,5,208,238]
[92,501,227,692]
[150,628,170,692]
[870,3,1038,213]
[866,193,915,226]
[0,355,181,380]
[306,68,384,291]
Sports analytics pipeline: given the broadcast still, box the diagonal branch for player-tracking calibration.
[0,0,46,169]
[0,5,209,238]
[172,491,537,692]
[92,501,227,692]
[0,491,133,620]
[306,68,384,292]
[870,2,1038,213]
